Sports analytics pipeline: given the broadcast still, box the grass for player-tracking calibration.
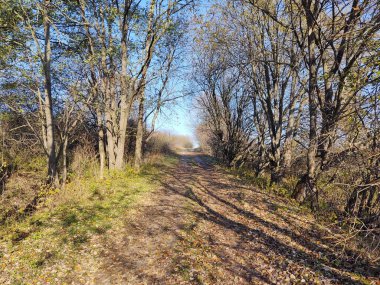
[224,167,297,198]
[0,155,178,284]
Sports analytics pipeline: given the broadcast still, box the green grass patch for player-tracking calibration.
[225,167,297,198]
[0,155,178,284]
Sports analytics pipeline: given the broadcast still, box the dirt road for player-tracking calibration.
[79,152,378,284]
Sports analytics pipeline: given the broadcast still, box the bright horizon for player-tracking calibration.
[151,1,214,147]
[155,96,200,146]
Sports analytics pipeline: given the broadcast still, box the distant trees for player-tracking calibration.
[0,1,22,70]
[194,1,305,175]
[194,0,380,225]
[193,44,254,166]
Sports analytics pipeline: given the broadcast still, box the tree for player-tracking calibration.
[245,0,380,206]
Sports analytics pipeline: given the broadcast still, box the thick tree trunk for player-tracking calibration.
[292,2,319,208]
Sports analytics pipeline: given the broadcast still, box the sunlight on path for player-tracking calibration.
[73,152,377,284]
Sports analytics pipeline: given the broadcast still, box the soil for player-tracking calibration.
[69,152,380,284]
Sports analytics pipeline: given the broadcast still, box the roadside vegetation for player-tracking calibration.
[0,152,178,284]
[194,0,380,264]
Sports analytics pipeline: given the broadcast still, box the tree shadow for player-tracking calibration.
[156,153,378,284]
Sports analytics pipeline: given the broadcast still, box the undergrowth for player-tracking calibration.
[225,167,298,199]
[221,165,380,267]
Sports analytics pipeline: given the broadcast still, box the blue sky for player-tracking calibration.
[152,1,214,145]
[155,95,199,145]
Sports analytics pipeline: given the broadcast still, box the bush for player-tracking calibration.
[70,144,99,179]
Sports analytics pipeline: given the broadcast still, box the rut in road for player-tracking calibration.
[74,153,378,284]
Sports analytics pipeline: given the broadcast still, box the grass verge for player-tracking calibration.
[0,155,178,285]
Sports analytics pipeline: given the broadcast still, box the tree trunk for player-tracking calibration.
[115,14,131,169]
[43,0,58,186]
[62,136,68,184]
[134,92,145,170]
[105,100,116,169]
[96,107,106,179]
[305,29,318,209]
[134,0,156,171]
[269,131,281,184]
[283,68,299,170]
[292,2,319,208]
[79,0,104,177]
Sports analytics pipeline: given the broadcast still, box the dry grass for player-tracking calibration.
[146,132,193,155]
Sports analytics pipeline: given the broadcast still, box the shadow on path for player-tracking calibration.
[156,152,378,284]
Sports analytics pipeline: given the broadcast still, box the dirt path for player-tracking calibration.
[76,153,379,284]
